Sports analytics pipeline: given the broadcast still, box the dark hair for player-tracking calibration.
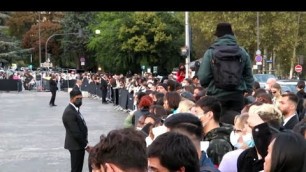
[193,87,206,101]
[164,91,181,111]
[255,92,273,104]
[70,89,82,99]
[270,132,306,172]
[88,142,102,169]
[195,96,221,122]
[167,79,180,91]
[95,128,147,171]
[153,92,165,106]
[147,132,200,172]
[164,113,203,141]
[297,80,305,89]
[281,92,299,106]
[141,122,154,136]
[136,92,147,106]
[253,81,260,90]
[192,75,199,80]
[149,105,167,119]
[253,88,267,97]
[293,121,306,137]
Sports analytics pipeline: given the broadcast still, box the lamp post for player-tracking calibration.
[45,29,83,65]
[38,12,41,67]
[185,11,191,78]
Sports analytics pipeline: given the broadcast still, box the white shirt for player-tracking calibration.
[69,102,85,121]
[70,102,88,149]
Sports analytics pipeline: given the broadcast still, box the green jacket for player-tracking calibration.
[204,123,233,165]
[197,34,254,98]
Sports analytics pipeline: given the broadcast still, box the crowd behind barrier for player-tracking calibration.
[41,79,77,92]
[0,78,134,113]
[75,80,134,112]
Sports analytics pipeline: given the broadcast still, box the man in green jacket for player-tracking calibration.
[197,22,254,119]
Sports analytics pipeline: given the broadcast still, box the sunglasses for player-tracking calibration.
[271,91,277,94]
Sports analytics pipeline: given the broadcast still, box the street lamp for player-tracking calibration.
[95,29,101,34]
[45,29,83,64]
[38,12,41,67]
[184,11,191,78]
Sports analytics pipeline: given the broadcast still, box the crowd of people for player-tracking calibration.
[57,67,306,172]
[58,22,306,172]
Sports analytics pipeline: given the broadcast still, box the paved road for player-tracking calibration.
[0,90,128,172]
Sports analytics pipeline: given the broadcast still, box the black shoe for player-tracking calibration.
[52,104,57,106]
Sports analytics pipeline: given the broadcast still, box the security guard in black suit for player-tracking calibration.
[62,89,91,172]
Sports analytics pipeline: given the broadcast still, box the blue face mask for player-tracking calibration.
[242,133,255,147]
[230,131,242,148]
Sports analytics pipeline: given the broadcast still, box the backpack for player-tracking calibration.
[211,44,244,91]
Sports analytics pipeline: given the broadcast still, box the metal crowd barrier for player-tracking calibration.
[0,79,22,91]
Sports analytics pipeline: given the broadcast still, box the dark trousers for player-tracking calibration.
[218,93,244,124]
[49,90,56,105]
[69,150,85,172]
[101,89,107,103]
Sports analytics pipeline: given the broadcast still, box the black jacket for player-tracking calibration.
[296,90,306,120]
[72,85,81,92]
[237,123,279,172]
[62,104,88,150]
[283,114,299,130]
[49,79,58,92]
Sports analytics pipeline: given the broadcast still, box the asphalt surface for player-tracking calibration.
[0,90,128,172]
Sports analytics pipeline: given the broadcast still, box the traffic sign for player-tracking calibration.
[255,55,262,62]
[256,50,261,55]
[295,65,303,72]
[295,64,303,73]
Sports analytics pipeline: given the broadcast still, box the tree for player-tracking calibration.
[22,20,62,67]
[60,11,96,70]
[88,12,184,74]
[0,12,33,67]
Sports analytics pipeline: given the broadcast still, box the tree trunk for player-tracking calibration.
[289,47,296,79]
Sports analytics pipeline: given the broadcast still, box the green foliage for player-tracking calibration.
[87,12,184,74]
[60,11,97,69]
[190,12,306,78]
[4,11,306,77]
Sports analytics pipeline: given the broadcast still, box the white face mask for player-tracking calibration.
[145,136,153,147]
[182,83,187,87]
[152,125,168,139]
[230,131,242,148]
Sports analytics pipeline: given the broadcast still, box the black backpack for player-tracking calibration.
[210,44,244,91]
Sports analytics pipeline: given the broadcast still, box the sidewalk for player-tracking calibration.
[0,91,127,172]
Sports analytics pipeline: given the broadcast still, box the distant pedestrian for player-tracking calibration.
[49,74,58,107]
[72,79,82,92]
[176,63,186,83]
